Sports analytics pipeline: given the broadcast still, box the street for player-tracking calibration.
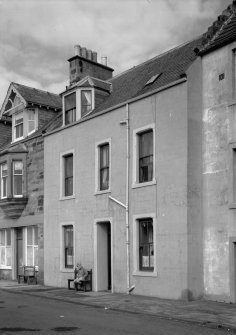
[0,290,233,335]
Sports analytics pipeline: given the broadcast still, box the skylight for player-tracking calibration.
[145,73,162,86]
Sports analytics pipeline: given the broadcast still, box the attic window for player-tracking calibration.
[145,73,162,86]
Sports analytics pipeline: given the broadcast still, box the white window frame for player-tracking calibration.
[132,124,156,188]
[27,108,37,136]
[1,163,8,199]
[0,229,12,269]
[60,149,75,200]
[95,138,111,194]
[63,88,95,126]
[132,213,157,277]
[13,112,24,142]
[60,222,75,272]
[12,161,23,198]
[25,226,38,268]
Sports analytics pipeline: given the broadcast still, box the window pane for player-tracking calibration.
[34,227,38,245]
[27,227,33,245]
[64,155,73,196]
[1,246,5,265]
[81,90,92,116]
[0,230,5,245]
[6,229,11,246]
[65,93,76,111]
[100,168,109,190]
[64,226,73,268]
[139,219,154,271]
[27,246,33,265]
[100,144,109,168]
[34,246,38,266]
[28,110,35,133]
[139,130,153,183]
[6,247,11,266]
[14,175,23,196]
[65,108,76,125]
[2,164,7,176]
[14,161,23,174]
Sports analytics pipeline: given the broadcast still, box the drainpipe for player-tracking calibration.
[125,103,130,294]
[109,103,134,294]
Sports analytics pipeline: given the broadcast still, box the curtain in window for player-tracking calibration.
[28,110,36,133]
[65,93,76,125]
[81,90,92,117]
[139,130,153,183]
[139,219,154,271]
[15,113,24,139]
[0,229,11,267]
[64,155,73,196]
[26,226,38,266]
[64,226,73,268]
[100,144,109,190]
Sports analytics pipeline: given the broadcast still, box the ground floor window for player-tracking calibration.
[139,218,154,271]
[0,229,11,268]
[26,226,38,266]
[64,225,74,268]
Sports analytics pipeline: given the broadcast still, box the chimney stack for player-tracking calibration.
[68,44,114,85]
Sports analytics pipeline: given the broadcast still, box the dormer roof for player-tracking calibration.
[61,76,112,96]
[1,82,62,117]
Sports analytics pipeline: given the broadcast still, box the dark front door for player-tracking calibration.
[16,228,23,276]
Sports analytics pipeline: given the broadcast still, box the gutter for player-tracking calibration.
[43,77,187,138]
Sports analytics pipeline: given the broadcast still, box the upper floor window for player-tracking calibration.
[13,161,23,197]
[81,90,92,117]
[0,229,11,268]
[64,154,73,197]
[65,92,76,125]
[14,112,24,140]
[139,129,153,183]
[1,163,7,199]
[100,143,109,191]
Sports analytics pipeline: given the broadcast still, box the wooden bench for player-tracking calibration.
[68,269,92,292]
[18,266,37,284]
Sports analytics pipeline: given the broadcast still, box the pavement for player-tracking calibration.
[1,280,236,333]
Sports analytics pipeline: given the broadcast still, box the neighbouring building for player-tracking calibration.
[0,83,61,283]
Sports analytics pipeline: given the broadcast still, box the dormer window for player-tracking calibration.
[63,88,94,126]
[81,90,92,117]
[65,92,76,125]
[14,113,24,140]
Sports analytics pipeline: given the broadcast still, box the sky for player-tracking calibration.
[0,0,233,106]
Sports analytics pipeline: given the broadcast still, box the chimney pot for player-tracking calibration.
[101,56,107,66]
[92,51,97,62]
[87,49,92,60]
[74,45,81,56]
[81,47,87,58]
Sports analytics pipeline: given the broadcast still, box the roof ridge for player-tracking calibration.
[12,82,60,97]
[111,36,202,81]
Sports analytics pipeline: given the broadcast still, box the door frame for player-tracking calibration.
[94,218,113,292]
[229,237,236,302]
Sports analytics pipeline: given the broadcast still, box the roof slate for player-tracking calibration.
[12,83,62,110]
[90,37,203,115]
[200,3,236,54]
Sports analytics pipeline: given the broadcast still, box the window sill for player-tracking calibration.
[0,266,12,270]
[132,179,157,189]
[12,136,24,143]
[61,268,74,273]
[133,270,157,277]
[94,189,111,196]
[59,195,76,201]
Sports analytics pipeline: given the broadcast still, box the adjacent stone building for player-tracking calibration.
[0,83,61,283]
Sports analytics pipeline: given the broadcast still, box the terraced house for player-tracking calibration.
[43,1,236,303]
[0,83,61,284]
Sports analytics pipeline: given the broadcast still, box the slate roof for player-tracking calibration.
[90,37,203,115]
[12,83,62,110]
[200,1,236,55]
[0,120,12,149]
